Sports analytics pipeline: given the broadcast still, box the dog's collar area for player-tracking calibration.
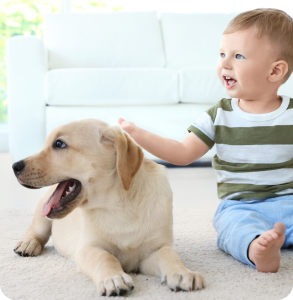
[42,179,82,218]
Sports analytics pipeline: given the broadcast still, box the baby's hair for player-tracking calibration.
[224,8,293,83]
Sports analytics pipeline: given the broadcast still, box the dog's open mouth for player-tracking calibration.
[42,179,82,217]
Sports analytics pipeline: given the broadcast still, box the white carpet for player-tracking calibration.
[0,206,292,300]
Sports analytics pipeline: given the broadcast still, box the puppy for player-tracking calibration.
[12,119,204,296]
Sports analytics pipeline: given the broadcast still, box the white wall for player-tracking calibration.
[70,0,293,15]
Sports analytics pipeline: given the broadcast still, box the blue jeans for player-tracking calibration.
[213,195,293,267]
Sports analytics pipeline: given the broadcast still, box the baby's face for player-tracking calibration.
[217,26,278,100]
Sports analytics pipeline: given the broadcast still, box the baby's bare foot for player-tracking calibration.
[248,222,285,273]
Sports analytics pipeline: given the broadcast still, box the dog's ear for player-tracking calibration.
[101,126,144,190]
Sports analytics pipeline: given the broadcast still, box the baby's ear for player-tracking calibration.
[269,60,288,83]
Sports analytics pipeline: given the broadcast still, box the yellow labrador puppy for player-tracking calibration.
[12,119,204,296]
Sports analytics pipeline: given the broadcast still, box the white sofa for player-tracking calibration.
[6,11,293,163]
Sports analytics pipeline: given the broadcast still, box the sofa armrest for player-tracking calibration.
[6,36,47,162]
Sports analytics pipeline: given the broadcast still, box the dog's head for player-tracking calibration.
[12,119,144,219]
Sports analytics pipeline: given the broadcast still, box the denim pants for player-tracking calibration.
[213,195,293,267]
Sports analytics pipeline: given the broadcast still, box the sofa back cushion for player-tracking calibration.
[44,12,166,69]
[161,13,237,69]
[46,68,179,106]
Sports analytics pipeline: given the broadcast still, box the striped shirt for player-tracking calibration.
[188,95,293,201]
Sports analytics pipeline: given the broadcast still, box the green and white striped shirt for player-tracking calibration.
[188,95,293,201]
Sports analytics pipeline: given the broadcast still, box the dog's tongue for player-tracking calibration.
[42,181,68,217]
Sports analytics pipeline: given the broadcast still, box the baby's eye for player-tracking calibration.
[236,54,244,59]
[220,53,225,58]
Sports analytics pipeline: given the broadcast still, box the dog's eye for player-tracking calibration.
[54,140,67,149]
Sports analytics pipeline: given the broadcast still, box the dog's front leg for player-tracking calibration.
[75,245,135,297]
[139,245,204,292]
[14,185,56,257]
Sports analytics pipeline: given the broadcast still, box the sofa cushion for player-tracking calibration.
[161,13,237,69]
[46,104,217,159]
[179,67,228,104]
[46,68,179,106]
[44,12,166,69]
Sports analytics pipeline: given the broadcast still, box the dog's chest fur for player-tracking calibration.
[52,200,173,272]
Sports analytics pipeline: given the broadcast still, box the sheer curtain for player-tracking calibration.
[159,0,293,14]
[235,0,293,15]
[65,0,293,15]
[158,0,237,13]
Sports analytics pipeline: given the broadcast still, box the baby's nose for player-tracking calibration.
[221,58,232,70]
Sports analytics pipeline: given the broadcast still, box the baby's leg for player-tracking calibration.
[213,200,284,272]
[248,222,285,273]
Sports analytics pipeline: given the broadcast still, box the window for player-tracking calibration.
[0,0,61,124]
[71,0,158,12]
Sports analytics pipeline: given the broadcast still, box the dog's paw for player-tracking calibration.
[97,273,134,297]
[14,238,42,257]
[162,270,204,292]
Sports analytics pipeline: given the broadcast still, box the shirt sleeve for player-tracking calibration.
[187,111,215,148]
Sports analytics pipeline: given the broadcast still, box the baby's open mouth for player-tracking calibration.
[42,179,82,217]
[223,75,237,89]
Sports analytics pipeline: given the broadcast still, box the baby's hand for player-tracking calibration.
[118,118,136,136]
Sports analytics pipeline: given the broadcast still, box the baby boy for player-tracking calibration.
[118,8,293,273]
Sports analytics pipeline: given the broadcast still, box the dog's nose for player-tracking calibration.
[12,160,25,175]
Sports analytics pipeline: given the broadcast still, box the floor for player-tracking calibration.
[0,153,219,210]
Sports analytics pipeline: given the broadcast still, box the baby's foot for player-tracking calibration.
[248,222,286,273]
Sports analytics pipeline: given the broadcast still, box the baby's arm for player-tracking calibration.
[118,118,210,166]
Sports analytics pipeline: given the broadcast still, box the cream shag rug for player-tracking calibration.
[0,206,292,300]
